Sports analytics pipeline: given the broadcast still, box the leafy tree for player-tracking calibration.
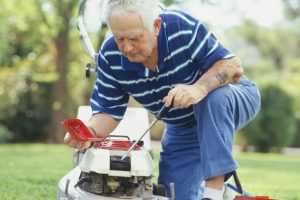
[232,0,300,147]
[282,0,300,146]
[0,0,92,143]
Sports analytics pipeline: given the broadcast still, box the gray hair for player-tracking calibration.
[105,0,163,31]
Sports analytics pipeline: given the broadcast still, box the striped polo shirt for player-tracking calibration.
[90,9,234,125]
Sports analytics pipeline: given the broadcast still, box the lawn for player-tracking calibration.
[0,144,299,200]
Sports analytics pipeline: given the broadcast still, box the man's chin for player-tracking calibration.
[127,56,144,63]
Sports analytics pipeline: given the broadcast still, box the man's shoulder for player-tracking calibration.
[99,35,122,67]
[160,9,199,26]
[100,35,119,53]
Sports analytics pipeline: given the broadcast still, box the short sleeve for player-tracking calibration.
[187,22,235,72]
[90,51,129,120]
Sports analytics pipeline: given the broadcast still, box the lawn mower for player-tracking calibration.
[56,133,169,200]
[57,105,172,200]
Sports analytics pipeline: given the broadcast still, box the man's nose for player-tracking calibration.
[123,40,133,53]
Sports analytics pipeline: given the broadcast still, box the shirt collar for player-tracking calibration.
[157,21,169,71]
[121,56,150,77]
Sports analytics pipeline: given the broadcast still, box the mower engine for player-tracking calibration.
[77,137,157,198]
[57,135,168,200]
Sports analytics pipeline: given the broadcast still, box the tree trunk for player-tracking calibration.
[48,0,76,143]
[48,32,69,143]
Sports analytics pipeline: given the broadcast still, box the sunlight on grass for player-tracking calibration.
[0,144,72,200]
[0,144,299,200]
[234,153,300,200]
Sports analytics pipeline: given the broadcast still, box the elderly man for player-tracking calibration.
[64,0,260,199]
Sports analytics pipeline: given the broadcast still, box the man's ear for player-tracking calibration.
[153,17,162,36]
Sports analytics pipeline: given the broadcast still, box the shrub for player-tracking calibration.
[0,125,13,143]
[242,84,296,152]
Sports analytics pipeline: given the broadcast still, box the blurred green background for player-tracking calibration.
[0,0,300,199]
[1,0,299,152]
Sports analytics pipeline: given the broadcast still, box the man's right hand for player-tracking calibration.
[64,132,92,150]
[63,113,120,149]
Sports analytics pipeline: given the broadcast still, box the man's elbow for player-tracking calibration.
[230,56,242,69]
[231,56,244,82]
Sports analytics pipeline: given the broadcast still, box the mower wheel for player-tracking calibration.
[153,183,167,197]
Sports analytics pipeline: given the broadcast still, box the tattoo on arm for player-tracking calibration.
[216,72,229,85]
[195,58,240,94]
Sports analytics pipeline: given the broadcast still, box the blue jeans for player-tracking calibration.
[158,76,261,200]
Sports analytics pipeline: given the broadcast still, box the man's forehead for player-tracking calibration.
[109,9,139,21]
[109,13,147,37]
[113,30,144,38]
[108,10,146,28]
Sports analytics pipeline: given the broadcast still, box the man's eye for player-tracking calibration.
[116,38,124,42]
[130,36,142,41]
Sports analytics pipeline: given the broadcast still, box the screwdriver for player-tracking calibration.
[120,104,171,160]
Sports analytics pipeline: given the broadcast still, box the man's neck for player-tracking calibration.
[143,46,158,72]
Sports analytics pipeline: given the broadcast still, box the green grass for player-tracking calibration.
[234,153,300,200]
[0,144,73,200]
[0,144,299,200]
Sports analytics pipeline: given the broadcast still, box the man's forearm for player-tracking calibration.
[87,113,120,137]
[193,57,243,94]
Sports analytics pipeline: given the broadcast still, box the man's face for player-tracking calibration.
[108,11,159,63]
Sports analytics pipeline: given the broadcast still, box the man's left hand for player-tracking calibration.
[163,84,208,108]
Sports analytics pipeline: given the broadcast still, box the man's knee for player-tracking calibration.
[195,85,232,111]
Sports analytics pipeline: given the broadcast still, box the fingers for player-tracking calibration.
[163,92,174,107]
[63,133,73,144]
[64,133,91,150]
[164,88,181,108]
[173,92,183,107]
[81,141,93,149]
[164,85,204,109]
[164,86,190,108]
[180,95,192,108]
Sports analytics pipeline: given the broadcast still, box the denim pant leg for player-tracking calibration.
[193,76,261,181]
[158,121,204,200]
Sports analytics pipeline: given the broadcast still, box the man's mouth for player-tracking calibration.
[126,53,138,59]
[128,52,137,56]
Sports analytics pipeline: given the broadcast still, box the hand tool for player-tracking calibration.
[121,104,171,160]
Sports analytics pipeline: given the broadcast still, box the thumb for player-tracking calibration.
[64,133,72,144]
